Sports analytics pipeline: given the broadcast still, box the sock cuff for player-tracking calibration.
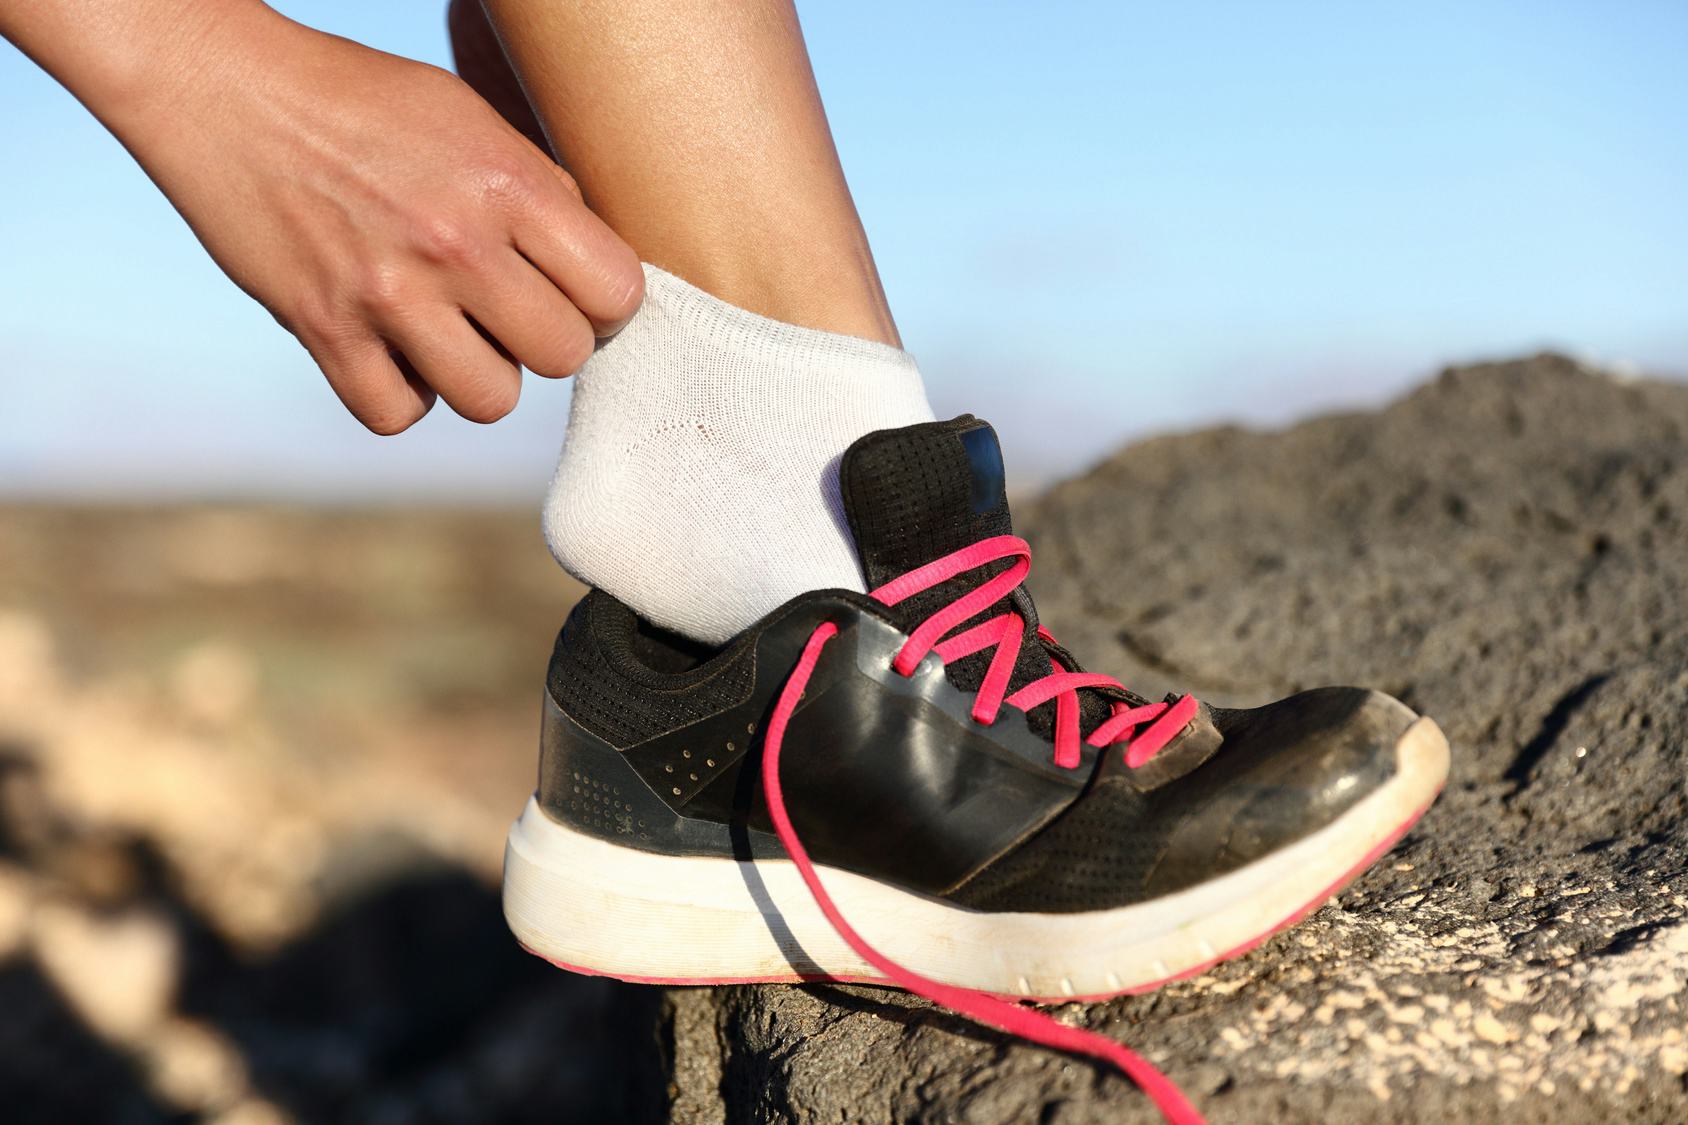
[638,264,920,380]
[547,262,935,643]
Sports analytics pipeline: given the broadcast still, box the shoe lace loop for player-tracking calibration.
[758,537,1207,1125]
[869,535,1198,769]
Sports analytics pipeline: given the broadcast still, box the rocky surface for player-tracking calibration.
[673,355,1688,1123]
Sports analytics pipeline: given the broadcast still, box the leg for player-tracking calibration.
[448,0,551,156]
[449,0,931,644]
[463,0,898,346]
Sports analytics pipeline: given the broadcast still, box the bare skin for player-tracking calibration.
[1,0,643,434]
[3,0,901,430]
[460,0,901,347]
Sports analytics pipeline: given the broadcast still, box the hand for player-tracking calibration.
[107,6,642,433]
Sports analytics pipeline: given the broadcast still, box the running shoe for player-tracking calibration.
[504,415,1449,1122]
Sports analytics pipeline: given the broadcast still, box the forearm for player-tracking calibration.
[0,0,283,140]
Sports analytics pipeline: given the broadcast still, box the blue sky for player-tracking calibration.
[2,0,1684,499]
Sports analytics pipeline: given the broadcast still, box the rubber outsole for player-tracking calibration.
[504,717,1450,1002]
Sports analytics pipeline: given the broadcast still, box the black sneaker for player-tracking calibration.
[503,416,1449,1120]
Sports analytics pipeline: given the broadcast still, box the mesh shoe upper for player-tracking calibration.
[537,415,1419,912]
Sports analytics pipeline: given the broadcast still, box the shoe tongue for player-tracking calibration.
[839,415,1150,749]
[840,416,1014,590]
[839,416,1112,738]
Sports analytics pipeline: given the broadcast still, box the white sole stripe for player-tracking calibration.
[503,717,1449,998]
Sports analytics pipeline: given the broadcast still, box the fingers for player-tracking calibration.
[294,134,638,428]
[464,253,597,379]
[305,312,525,431]
[509,164,644,336]
[381,310,524,424]
[305,330,437,436]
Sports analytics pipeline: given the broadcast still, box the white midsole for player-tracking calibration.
[503,717,1449,999]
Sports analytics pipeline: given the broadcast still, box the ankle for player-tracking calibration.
[645,246,899,347]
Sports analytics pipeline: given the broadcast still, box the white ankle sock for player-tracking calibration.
[543,264,935,644]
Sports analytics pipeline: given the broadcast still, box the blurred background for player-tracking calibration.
[0,2,1684,1122]
[3,0,1684,495]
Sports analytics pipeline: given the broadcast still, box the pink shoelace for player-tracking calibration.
[760,534,1205,1125]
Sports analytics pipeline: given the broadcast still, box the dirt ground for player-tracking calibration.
[3,353,1685,1123]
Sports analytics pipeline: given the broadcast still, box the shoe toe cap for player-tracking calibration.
[1143,687,1417,895]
